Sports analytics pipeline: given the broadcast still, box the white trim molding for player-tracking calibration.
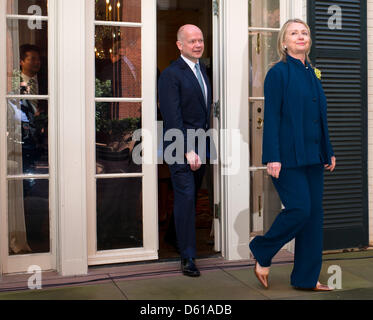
[280,0,307,25]
[0,0,6,276]
[220,0,250,260]
[57,0,88,276]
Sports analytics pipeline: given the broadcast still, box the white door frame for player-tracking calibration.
[212,0,222,253]
[218,0,250,260]
[0,0,4,275]
[56,0,89,276]
[86,0,158,266]
[0,0,57,274]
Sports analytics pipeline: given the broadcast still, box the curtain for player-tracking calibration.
[7,99,32,254]
[7,2,32,254]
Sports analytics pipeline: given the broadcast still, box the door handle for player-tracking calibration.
[258,195,262,217]
[257,117,263,129]
[256,33,261,55]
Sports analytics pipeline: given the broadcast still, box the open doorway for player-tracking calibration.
[156,0,215,259]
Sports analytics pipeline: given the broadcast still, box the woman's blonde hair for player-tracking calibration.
[275,18,312,65]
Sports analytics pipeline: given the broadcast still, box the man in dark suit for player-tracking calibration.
[158,24,212,277]
[19,44,48,173]
[20,44,48,95]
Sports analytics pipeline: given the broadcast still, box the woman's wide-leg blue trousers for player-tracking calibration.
[249,164,324,288]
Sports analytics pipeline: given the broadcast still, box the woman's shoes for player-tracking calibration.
[294,281,334,291]
[252,258,332,292]
[253,260,269,289]
[312,282,333,292]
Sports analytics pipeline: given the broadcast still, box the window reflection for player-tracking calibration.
[95,26,141,98]
[6,11,49,175]
[96,102,141,174]
[248,0,280,28]
[97,178,143,250]
[249,31,278,97]
[95,0,141,23]
[6,1,49,256]
[7,21,48,95]
[7,99,49,175]
[94,0,143,253]
[7,0,48,16]
[248,0,280,97]
[8,179,50,255]
[250,171,282,236]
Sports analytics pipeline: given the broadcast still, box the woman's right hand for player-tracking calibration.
[267,162,281,179]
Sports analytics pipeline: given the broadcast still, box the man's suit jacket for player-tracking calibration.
[158,56,213,161]
[37,72,48,95]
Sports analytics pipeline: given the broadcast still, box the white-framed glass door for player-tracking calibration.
[248,0,286,239]
[248,0,304,249]
[0,0,56,274]
[212,0,222,253]
[87,0,158,265]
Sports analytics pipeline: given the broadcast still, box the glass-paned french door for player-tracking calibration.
[248,0,285,238]
[0,0,56,273]
[87,0,158,265]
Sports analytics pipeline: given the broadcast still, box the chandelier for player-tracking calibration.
[95,0,123,59]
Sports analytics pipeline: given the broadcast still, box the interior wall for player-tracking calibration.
[157,0,212,72]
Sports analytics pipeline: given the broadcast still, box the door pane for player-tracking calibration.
[7,19,48,96]
[8,179,49,255]
[249,101,264,167]
[7,0,48,16]
[96,102,141,174]
[96,178,143,250]
[249,31,278,97]
[95,0,141,23]
[6,1,51,258]
[250,171,282,236]
[248,0,280,28]
[7,99,49,175]
[93,0,147,257]
[249,0,282,239]
[95,26,141,98]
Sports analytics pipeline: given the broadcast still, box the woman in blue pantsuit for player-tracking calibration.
[249,19,336,291]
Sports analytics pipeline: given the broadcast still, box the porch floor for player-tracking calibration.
[1,249,373,300]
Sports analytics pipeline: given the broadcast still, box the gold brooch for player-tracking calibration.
[314,67,322,80]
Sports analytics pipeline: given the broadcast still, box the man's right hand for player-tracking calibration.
[267,162,281,179]
[185,151,202,171]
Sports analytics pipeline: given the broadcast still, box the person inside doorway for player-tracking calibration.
[18,44,47,173]
[158,24,213,277]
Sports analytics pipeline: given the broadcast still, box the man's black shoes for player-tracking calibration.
[181,258,200,277]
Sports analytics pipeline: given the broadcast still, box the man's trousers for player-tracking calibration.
[169,163,206,259]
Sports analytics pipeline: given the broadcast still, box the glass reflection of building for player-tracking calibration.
[95,0,142,175]
[94,0,143,251]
